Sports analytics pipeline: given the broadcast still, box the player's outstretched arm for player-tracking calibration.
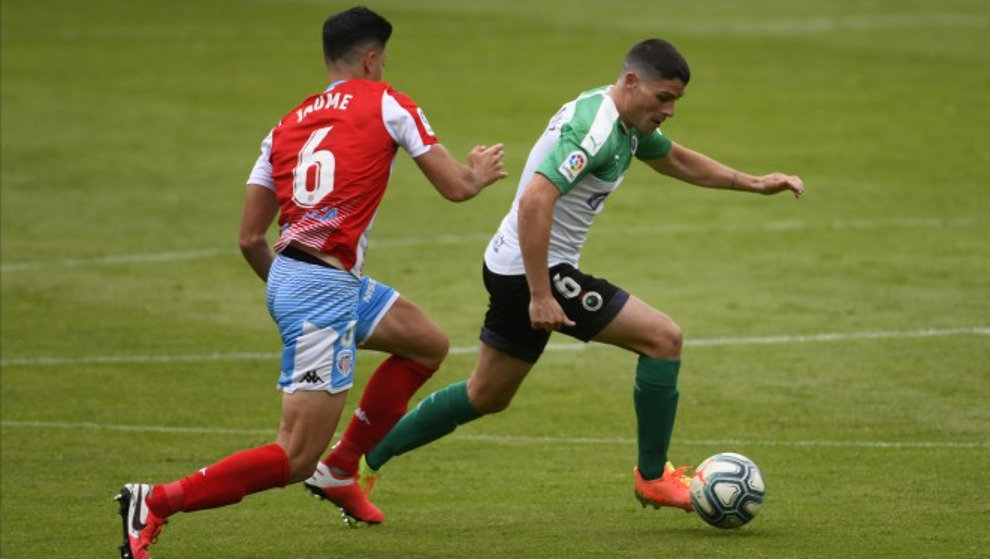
[646,143,804,198]
[239,184,279,281]
[414,143,508,202]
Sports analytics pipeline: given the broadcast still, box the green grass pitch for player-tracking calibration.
[2,0,988,557]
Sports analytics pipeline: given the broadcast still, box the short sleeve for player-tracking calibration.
[246,130,275,191]
[381,89,439,158]
[536,125,596,195]
[634,129,672,161]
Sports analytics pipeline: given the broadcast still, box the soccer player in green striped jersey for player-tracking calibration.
[346,38,803,515]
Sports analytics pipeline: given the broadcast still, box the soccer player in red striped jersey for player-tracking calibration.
[115,7,506,558]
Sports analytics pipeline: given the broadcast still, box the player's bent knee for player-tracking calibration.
[275,440,325,484]
[471,395,512,414]
[427,332,450,368]
[466,386,514,415]
[642,323,683,359]
[410,329,449,370]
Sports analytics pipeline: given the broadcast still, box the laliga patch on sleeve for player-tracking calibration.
[558,150,587,183]
[417,108,435,136]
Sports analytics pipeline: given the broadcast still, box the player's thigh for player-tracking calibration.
[466,342,534,413]
[592,295,683,358]
[359,293,449,368]
[277,389,348,482]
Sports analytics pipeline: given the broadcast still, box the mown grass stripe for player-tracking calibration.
[2,327,985,367]
[0,217,976,272]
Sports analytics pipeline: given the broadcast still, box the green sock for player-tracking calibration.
[366,380,481,470]
[634,356,681,480]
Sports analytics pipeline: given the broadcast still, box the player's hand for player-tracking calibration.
[528,295,576,332]
[467,143,508,188]
[754,173,804,198]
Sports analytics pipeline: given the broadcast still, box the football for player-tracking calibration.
[689,452,766,529]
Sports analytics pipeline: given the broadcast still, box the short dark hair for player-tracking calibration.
[322,6,392,66]
[621,39,690,84]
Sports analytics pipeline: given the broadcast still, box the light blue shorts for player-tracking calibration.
[355,276,400,345]
[266,254,398,393]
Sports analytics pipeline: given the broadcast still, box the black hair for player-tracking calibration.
[622,39,690,84]
[322,6,392,66]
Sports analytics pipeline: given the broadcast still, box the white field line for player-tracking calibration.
[1,327,986,368]
[0,216,977,272]
[616,14,990,36]
[0,352,280,367]
[1,420,985,450]
[0,248,230,273]
[0,420,273,436]
[455,434,988,450]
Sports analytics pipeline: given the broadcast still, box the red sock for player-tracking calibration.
[324,356,436,475]
[147,443,289,517]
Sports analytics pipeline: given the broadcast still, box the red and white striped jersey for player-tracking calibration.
[247,79,439,275]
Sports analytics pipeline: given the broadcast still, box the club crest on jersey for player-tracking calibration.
[582,291,603,312]
[559,150,587,183]
[335,348,354,376]
[630,134,639,155]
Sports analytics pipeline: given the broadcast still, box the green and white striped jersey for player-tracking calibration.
[484,86,672,275]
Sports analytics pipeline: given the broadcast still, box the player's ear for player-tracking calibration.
[622,71,640,89]
[362,48,383,78]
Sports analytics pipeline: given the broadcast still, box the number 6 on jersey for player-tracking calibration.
[293,126,335,207]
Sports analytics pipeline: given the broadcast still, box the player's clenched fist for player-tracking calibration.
[528,295,576,332]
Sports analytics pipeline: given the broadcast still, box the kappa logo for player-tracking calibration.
[558,150,587,183]
[300,370,322,384]
[354,407,371,426]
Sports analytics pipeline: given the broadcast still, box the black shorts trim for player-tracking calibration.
[479,263,629,364]
[480,325,546,364]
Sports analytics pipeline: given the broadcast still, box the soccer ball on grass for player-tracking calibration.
[689,452,765,529]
